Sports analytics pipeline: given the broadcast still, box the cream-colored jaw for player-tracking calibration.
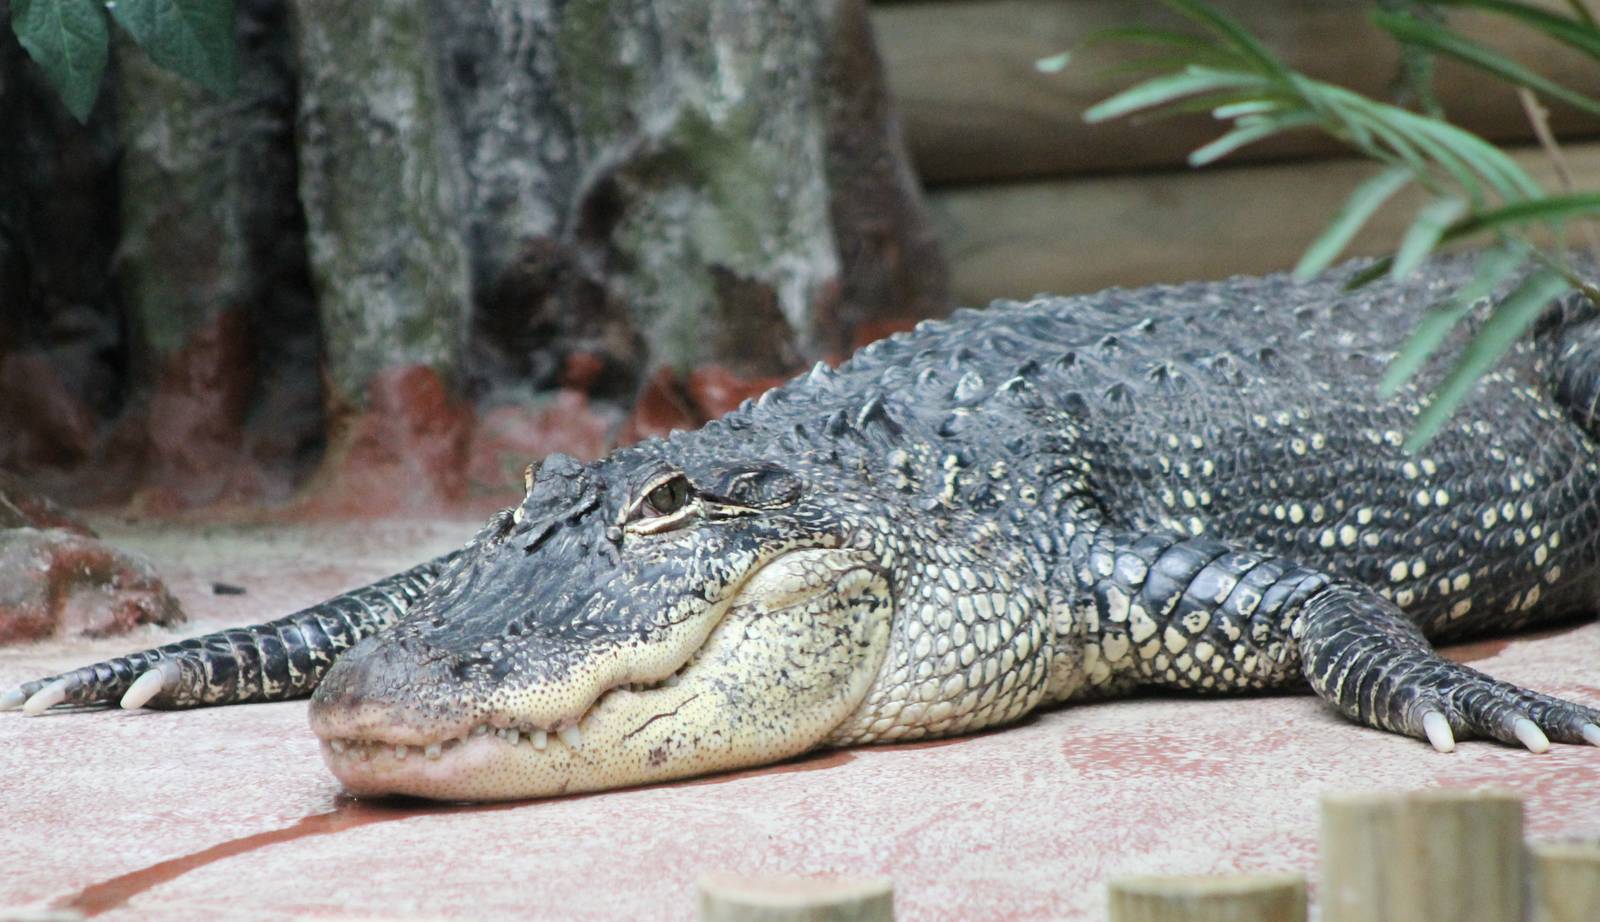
[321,548,893,801]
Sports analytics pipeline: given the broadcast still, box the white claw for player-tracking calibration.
[1582,723,1600,747]
[120,669,166,710]
[1423,711,1456,753]
[22,679,70,716]
[531,730,548,750]
[558,725,583,750]
[1513,718,1550,753]
[0,687,25,711]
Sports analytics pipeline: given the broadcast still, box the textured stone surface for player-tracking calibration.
[0,472,94,535]
[115,0,325,509]
[0,521,1595,919]
[0,528,182,644]
[289,0,473,411]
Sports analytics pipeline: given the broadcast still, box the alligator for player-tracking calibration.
[5,257,1600,802]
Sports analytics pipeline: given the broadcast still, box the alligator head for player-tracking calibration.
[308,450,895,801]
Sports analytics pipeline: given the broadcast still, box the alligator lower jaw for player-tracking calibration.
[318,668,705,801]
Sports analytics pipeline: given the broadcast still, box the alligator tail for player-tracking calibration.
[2,553,454,713]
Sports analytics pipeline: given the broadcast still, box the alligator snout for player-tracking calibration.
[309,634,487,747]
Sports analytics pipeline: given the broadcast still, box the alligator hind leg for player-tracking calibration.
[0,551,456,713]
[1071,529,1600,750]
[1298,586,1600,750]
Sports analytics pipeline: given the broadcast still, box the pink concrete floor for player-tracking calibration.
[1,520,1597,921]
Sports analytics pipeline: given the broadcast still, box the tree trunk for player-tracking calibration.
[437,0,949,394]
[287,0,473,414]
[114,0,324,507]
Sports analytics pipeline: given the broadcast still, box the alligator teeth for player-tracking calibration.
[505,729,521,746]
[357,745,372,762]
[531,730,548,750]
[394,745,409,760]
[558,725,583,750]
[330,739,347,754]
[425,743,442,760]
[472,724,489,737]
[662,674,680,688]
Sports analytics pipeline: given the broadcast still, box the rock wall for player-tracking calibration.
[0,0,947,513]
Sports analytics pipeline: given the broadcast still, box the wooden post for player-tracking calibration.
[697,874,893,922]
[1321,789,1523,922]
[1530,841,1600,922]
[1107,873,1306,922]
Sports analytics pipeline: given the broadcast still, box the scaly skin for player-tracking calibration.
[6,257,1600,802]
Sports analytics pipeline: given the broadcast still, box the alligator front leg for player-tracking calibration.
[1070,529,1600,750]
[0,552,454,714]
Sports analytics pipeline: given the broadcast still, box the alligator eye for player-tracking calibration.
[644,476,690,517]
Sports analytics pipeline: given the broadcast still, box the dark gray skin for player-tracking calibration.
[7,257,1600,801]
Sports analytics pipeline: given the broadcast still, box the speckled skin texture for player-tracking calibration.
[9,257,1600,800]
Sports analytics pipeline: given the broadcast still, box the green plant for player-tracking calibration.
[8,0,236,122]
[1047,0,1600,449]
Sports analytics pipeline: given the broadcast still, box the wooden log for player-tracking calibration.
[1530,841,1600,922]
[871,0,1600,185]
[697,874,893,922]
[1107,874,1307,922]
[1320,789,1524,922]
[930,141,1600,304]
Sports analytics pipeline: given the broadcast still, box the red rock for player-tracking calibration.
[559,352,606,393]
[0,471,95,536]
[142,309,256,508]
[0,352,97,470]
[0,527,184,644]
[465,391,619,501]
[850,317,920,352]
[618,368,699,445]
[291,365,473,518]
[685,365,788,420]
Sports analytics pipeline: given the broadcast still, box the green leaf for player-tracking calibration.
[1345,257,1396,290]
[1188,111,1317,165]
[11,0,109,122]
[1212,100,1279,118]
[1431,0,1600,61]
[1391,197,1468,280]
[1294,167,1413,280]
[1035,52,1071,74]
[1406,269,1572,450]
[1406,112,1543,200]
[1083,67,1266,123]
[1375,10,1600,118]
[1442,191,1600,240]
[1160,0,1292,78]
[110,0,238,95]
[1379,244,1527,395]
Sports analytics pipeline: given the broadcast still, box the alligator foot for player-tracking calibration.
[1405,661,1600,752]
[1298,585,1600,752]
